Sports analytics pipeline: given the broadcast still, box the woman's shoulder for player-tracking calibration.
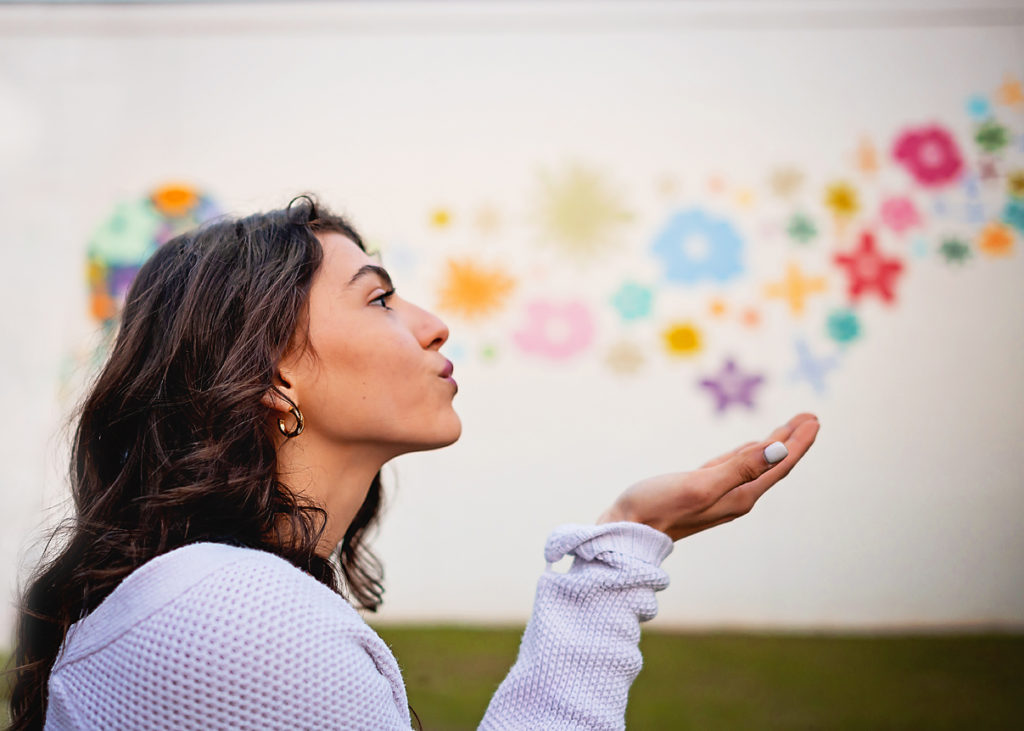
[55,542,358,671]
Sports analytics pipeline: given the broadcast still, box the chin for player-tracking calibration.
[433,415,463,448]
[395,415,462,455]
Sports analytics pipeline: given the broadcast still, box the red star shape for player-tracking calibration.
[833,231,904,304]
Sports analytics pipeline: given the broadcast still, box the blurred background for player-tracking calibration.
[1,0,1022,726]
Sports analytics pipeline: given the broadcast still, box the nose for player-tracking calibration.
[409,301,449,351]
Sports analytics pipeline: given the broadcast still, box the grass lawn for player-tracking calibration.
[374,627,1024,730]
[4,628,1022,729]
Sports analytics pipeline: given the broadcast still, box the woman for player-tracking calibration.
[8,196,820,730]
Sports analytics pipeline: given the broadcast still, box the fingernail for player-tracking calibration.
[764,441,788,464]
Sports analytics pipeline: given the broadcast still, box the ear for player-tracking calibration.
[261,369,299,415]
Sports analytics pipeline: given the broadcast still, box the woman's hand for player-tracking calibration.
[597,413,820,541]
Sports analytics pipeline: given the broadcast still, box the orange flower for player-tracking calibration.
[437,259,516,319]
[151,184,198,217]
[977,222,1014,256]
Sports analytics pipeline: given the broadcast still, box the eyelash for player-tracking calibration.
[371,289,396,310]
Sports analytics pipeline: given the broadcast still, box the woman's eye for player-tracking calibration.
[370,289,395,310]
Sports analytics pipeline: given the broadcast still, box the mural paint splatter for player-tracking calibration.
[699,358,765,413]
[651,208,744,285]
[833,231,905,305]
[513,299,595,359]
[662,321,703,357]
[763,262,828,317]
[436,259,517,320]
[534,164,632,260]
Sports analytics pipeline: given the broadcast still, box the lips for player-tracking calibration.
[439,359,454,379]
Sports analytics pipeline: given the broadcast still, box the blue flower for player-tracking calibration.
[610,282,653,321]
[966,94,991,120]
[651,208,744,285]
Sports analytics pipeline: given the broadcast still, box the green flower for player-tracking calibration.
[938,237,971,264]
[975,119,1010,154]
[787,213,817,244]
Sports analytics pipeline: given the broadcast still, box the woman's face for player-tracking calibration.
[279,231,461,457]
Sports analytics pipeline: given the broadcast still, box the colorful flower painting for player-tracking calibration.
[436,259,517,320]
[699,358,765,413]
[82,73,1023,416]
[86,184,220,332]
[833,231,905,304]
[763,262,829,317]
[662,321,703,357]
[879,196,921,235]
[892,124,965,187]
[534,164,632,260]
[826,308,862,345]
[513,299,595,359]
[824,181,860,219]
[610,282,654,321]
[651,208,744,284]
[977,222,1014,256]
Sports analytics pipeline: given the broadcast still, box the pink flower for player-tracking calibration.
[891,125,964,188]
[879,196,921,235]
[513,299,594,359]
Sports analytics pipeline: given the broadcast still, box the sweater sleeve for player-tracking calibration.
[479,521,673,731]
[45,552,412,731]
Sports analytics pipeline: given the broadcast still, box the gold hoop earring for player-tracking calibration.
[278,405,304,438]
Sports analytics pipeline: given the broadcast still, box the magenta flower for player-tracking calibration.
[879,195,921,235]
[891,125,964,188]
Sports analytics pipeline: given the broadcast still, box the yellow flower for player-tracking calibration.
[662,321,702,356]
[430,208,452,228]
[1007,170,1024,198]
[825,181,860,218]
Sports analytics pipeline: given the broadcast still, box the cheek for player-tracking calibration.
[304,329,425,430]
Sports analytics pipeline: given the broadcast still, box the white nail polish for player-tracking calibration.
[764,441,788,464]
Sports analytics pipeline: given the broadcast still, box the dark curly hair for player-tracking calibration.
[6,195,386,730]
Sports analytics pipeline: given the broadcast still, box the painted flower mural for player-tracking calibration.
[513,299,595,360]
[651,208,744,284]
[892,124,965,187]
[87,183,221,332]
[879,196,921,235]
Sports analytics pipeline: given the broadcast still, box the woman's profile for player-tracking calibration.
[7,196,820,730]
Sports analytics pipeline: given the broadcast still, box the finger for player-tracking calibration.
[711,418,821,518]
[700,441,759,469]
[700,413,818,470]
[706,436,795,499]
[764,412,819,445]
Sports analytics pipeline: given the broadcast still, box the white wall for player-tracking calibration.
[1,1,1023,639]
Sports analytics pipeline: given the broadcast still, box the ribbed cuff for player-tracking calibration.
[545,522,674,566]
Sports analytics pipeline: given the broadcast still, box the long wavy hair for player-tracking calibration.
[6,195,386,730]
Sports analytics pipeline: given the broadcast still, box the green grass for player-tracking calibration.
[373,627,1024,730]
[4,629,1023,729]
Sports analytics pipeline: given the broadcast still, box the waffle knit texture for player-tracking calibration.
[44,521,673,730]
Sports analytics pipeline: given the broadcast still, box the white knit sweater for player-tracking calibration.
[44,522,673,730]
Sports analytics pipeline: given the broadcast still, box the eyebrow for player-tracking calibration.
[345,264,394,291]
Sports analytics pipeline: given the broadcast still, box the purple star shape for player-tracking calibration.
[699,357,764,413]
